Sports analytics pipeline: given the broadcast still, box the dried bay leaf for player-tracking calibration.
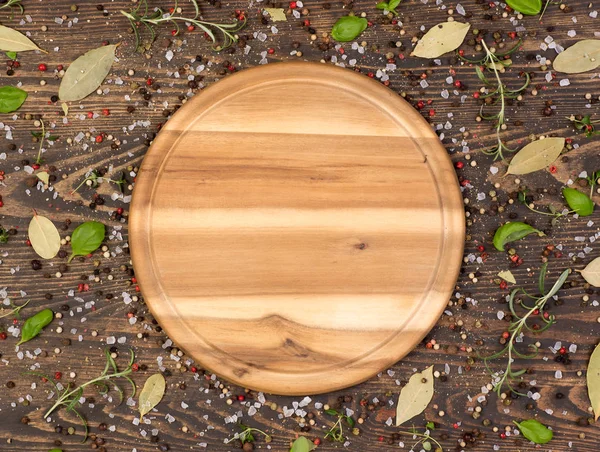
[554,40,600,74]
[59,44,118,102]
[28,214,61,259]
[0,25,44,52]
[138,373,166,420]
[506,137,565,175]
[36,171,49,185]
[498,270,516,284]
[587,342,600,420]
[413,22,470,58]
[578,257,600,287]
[264,8,287,21]
[396,365,434,426]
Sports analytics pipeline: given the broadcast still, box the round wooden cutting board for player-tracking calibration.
[130,62,465,395]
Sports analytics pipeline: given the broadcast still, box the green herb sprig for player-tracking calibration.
[224,423,272,445]
[32,119,55,165]
[518,189,568,225]
[71,170,127,195]
[459,39,529,161]
[0,0,23,14]
[120,0,246,52]
[324,408,355,442]
[30,349,136,442]
[398,422,443,451]
[0,225,9,243]
[481,264,569,395]
[0,299,29,319]
[568,114,600,138]
[583,170,600,199]
[376,0,402,15]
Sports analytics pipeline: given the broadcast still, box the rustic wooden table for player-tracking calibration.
[1,0,599,451]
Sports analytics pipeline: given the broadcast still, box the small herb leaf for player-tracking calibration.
[505,0,542,15]
[6,51,17,60]
[18,308,53,345]
[28,214,61,259]
[395,365,434,426]
[554,40,600,74]
[506,138,565,175]
[578,257,600,287]
[59,44,118,102]
[0,85,27,113]
[138,373,166,419]
[0,25,43,52]
[413,22,470,58]
[563,187,594,216]
[493,222,543,251]
[330,16,368,42]
[68,221,105,263]
[512,419,553,444]
[290,436,317,452]
[376,1,388,9]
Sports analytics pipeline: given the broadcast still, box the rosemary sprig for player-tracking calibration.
[224,423,272,444]
[399,423,443,451]
[71,170,127,195]
[30,349,136,442]
[568,114,600,138]
[0,299,29,319]
[324,408,354,442]
[459,39,530,161]
[481,264,569,396]
[120,0,246,52]
[0,0,24,14]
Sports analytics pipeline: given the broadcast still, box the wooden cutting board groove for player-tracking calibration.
[130,62,465,395]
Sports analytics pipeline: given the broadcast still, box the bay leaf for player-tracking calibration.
[498,270,516,284]
[506,137,565,175]
[0,25,44,52]
[413,22,470,58]
[553,40,600,74]
[59,44,118,102]
[396,365,434,426]
[138,373,166,420]
[28,214,61,259]
[587,342,600,420]
[61,102,69,116]
[264,8,287,21]
[36,171,50,185]
[577,257,600,287]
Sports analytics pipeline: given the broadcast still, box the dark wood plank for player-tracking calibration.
[0,0,599,451]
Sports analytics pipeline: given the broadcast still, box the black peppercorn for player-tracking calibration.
[31,259,42,270]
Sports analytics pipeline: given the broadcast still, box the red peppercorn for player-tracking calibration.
[477,245,485,252]
[54,372,62,380]
[237,395,245,401]
[95,135,103,143]
[146,78,153,86]
[428,109,435,117]
[12,61,20,68]
[0,332,6,340]
[38,63,47,71]
[313,438,321,446]
[26,239,31,246]
[116,207,124,215]
[501,331,510,339]
[171,29,178,36]
[543,311,550,319]
[367,72,374,78]
[559,346,567,355]
[190,366,198,373]
[378,436,384,442]
[187,25,195,32]
[500,433,506,439]
[102,109,110,116]
[87,111,94,119]
[289,1,297,8]
[499,280,507,290]
[0,201,4,208]
[416,100,425,110]
[131,277,137,284]
[454,80,462,88]
[132,363,139,371]
[455,161,464,169]
[533,309,540,315]
[473,92,480,99]
[31,163,40,170]
[458,49,465,56]
[303,19,310,26]
[453,423,459,429]
[57,64,64,71]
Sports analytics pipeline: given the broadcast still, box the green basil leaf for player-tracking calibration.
[426,421,436,430]
[0,85,27,113]
[290,436,316,452]
[563,187,594,216]
[388,0,402,10]
[68,221,105,263]
[376,2,389,9]
[6,51,17,60]
[324,408,339,415]
[513,419,553,444]
[18,308,53,346]
[331,16,368,42]
[506,0,542,15]
[493,222,544,251]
